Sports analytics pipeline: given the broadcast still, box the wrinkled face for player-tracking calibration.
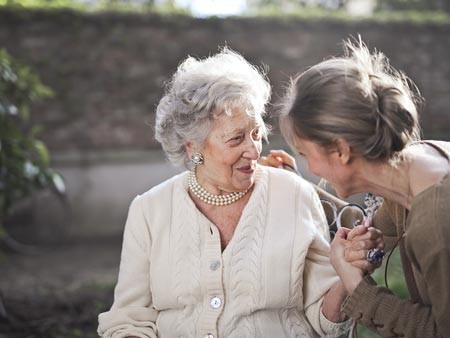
[294,138,354,198]
[193,108,263,194]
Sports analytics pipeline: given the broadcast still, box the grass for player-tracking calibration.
[0,284,115,338]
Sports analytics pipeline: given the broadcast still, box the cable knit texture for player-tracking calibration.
[98,165,351,338]
[172,193,202,337]
[222,168,266,338]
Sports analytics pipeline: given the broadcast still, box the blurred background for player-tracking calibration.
[0,0,449,337]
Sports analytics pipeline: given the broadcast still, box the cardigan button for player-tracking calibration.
[204,334,215,338]
[210,260,221,271]
[210,296,222,309]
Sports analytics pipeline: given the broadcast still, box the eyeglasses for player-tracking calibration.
[280,162,383,238]
[320,200,365,240]
[320,193,383,240]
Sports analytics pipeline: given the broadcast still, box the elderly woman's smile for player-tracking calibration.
[236,165,254,174]
[193,108,263,195]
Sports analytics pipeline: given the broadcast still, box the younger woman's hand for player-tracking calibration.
[344,225,384,274]
[259,150,297,172]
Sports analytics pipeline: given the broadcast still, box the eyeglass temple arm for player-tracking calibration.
[314,185,347,226]
[314,185,365,229]
[280,163,364,229]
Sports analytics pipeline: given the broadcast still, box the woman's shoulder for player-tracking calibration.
[408,172,450,248]
[424,140,450,152]
[412,171,450,212]
[135,171,188,204]
[411,140,450,159]
[410,140,450,209]
[125,171,189,234]
[261,165,315,193]
[261,164,303,182]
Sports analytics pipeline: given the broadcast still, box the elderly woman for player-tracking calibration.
[276,38,450,337]
[97,49,366,338]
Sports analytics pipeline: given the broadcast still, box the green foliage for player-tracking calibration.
[372,248,409,299]
[0,0,189,14]
[0,49,65,234]
[250,0,450,14]
[247,6,450,23]
[246,5,351,20]
[1,0,449,20]
[0,0,88,9]
[378,0,450,12]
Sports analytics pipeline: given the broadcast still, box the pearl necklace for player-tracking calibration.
[188,170,248,206]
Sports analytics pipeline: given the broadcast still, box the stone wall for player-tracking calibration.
[1,8,450,153]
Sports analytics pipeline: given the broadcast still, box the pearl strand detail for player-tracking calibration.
[188,170,248,206]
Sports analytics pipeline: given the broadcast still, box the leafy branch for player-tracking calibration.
[0,49,66,247]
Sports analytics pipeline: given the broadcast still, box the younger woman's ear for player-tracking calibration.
[335,139,351,165]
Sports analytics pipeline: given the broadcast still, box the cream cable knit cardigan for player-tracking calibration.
[98,166,351,338]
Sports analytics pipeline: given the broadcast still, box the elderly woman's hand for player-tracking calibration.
[344,223,385,274]
[330,227,365,294]
[259,150,298,173]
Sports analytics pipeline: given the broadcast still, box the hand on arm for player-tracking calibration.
[329,228,365,295]
[259,150,298,173]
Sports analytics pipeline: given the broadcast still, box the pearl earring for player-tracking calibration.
[190,152,204,166]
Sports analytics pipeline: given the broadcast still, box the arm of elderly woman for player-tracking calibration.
[98,196,158,338]
[321,225,382,322]
[261,150,383,273]
[260,150,366,230]
[301,191,353,336]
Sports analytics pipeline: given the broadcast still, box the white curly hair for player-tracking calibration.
[155,47,271,167]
